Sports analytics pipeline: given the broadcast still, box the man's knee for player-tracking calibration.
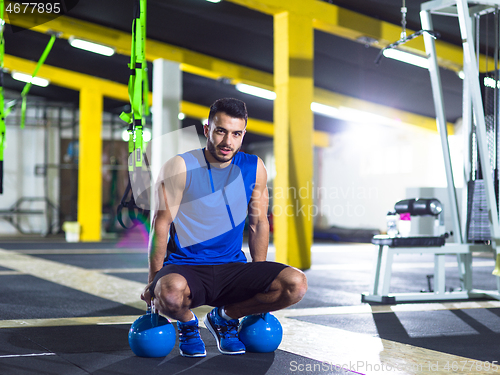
[154,274,191,314]
[279,267,308,305]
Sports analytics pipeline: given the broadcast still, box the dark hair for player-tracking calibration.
[208,98,248,126]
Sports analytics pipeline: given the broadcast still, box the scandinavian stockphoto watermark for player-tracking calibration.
[266,182,378,219]
[5,1,80,32]
[129,125,378,221]
[289,360,420,374]
[127,125,376,245]
[289,360,500,373]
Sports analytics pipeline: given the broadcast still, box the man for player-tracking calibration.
[141,98,307,357]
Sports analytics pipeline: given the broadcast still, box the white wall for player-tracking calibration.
[318,122,464,232]
[0,105,61,235]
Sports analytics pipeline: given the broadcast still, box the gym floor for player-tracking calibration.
[1,231,500,375]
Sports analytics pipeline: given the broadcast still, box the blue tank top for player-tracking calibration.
[164,148,258,265]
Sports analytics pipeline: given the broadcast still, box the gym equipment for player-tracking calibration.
[128,305,176,358]
[394,198,442,216]
[18,33,57,129]
[364,197,455,303]
[375,0,439,65]
[375,198,447,245]
[117,0,151,228]
[238,313,283,353]
[363,0,500,304]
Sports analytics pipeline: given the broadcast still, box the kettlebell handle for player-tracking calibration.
[148,298,160,325]
[147,298,158,314]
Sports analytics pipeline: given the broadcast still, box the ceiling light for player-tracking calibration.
[68,37,115,56]
[311,102,402,127]
[311,102,340,118]
[382,48,429,69]
[484,77,500,89]
[339,107,396,126]
[206,0,222,3]
[11,72,49,87]
[178,113,186,120]
[235,83,276,100]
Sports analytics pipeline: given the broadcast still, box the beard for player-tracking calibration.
[206,139,240,163]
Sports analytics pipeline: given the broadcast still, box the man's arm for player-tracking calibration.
[142,156,186,301]
[248,157,269,262]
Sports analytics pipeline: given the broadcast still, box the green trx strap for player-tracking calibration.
[19,33,57,128]
[120,0,150,171]
[0,0,5,194]
[117,0,150,229]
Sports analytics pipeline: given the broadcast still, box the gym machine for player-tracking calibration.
[363,0,500,303]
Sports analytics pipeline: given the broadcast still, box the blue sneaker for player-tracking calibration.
[177,314,206,358]
[204,307,245,355]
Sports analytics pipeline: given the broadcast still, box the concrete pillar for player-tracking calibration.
[151,59,182,184]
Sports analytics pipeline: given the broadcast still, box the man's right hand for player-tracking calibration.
[141,282,154,306]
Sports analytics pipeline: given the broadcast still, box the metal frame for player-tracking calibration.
[0,197,57,235]
[363,0,500,303]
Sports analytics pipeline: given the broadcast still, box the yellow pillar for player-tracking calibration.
[77,86,103,241]
[273,11,314,269]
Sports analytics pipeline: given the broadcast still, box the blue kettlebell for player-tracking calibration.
[128,305,176,358]
[238,312,283,353]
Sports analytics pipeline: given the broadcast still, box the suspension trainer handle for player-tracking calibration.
[374,30,439,65]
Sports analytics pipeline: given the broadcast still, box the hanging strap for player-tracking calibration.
[117,181,147,229]
[119,0,149,165]
[117,0,151,229]
[19,33,57,128]
[116,154,151,229]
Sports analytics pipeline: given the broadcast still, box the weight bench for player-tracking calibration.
[361,234,495,303]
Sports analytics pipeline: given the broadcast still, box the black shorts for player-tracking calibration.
[150,262,288,308]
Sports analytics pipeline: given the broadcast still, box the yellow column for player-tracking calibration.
[77,86,103,241]
[273,11,314,269]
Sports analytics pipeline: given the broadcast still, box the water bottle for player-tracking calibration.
[386,211,399,237]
